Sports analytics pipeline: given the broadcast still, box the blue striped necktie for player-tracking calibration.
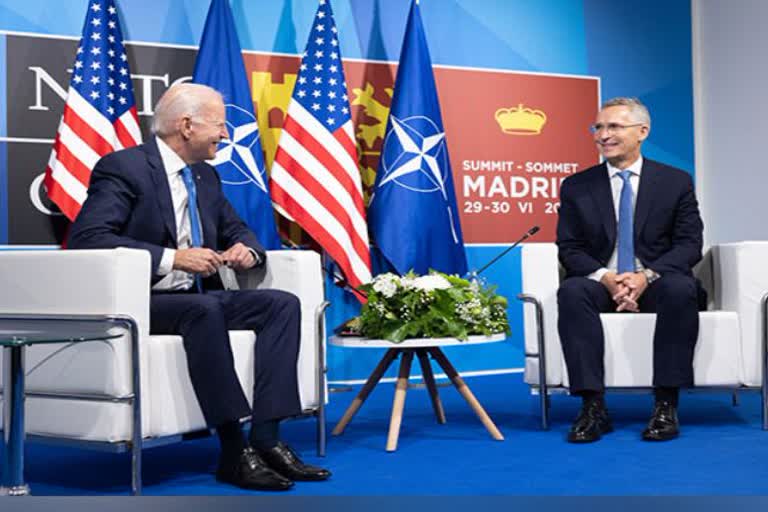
[616,170,635,273]
[180,166,204,292]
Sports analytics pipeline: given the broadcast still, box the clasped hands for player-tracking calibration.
[172,242,256,277]
[601,271,648,312]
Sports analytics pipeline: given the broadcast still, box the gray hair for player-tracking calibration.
[601,97,651,128]
[151,83,224,137]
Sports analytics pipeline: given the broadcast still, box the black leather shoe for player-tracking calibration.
[257,441,331,481]
[216,447,294,491]
[567,400,613,443]
[642,400,680,441]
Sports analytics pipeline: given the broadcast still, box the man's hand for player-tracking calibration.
[600,271,629,302]
[220,242,256,271]
[173,248,224,276]
[614,272,649,312]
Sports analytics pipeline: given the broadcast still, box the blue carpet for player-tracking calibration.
[12,373,768,495]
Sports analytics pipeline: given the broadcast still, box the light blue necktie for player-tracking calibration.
[616,170,635,273]
[181,166,204,292]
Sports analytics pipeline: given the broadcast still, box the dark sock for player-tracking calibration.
[654,386,679,406]
[216,420,245,457]
[579,390,605,407]
[249,419,280,451]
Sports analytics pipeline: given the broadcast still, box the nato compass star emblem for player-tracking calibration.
[207,104,267,193]
[377,115,461,243]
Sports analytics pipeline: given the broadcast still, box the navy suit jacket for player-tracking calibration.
[68,138,266,286]
[556,158,703,279]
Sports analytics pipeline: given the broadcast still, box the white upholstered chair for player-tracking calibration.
[0,248,328,494]
[519,242,768,429]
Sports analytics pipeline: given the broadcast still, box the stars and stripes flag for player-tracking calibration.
[270,0,372,294]
[44,0,141,221]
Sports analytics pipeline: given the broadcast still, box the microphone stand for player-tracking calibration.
[468,225,540,278]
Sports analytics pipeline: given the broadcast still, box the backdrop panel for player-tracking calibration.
[0,0,694,382]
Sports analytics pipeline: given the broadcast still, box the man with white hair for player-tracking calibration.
[68,83,330,490]
[556,97,705,443]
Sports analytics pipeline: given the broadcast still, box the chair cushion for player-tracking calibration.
[560,311,741,387]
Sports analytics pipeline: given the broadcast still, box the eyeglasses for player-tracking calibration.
[589,122,644,134]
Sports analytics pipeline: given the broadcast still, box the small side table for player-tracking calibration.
[330,334,505,451]
[0,327,121,496]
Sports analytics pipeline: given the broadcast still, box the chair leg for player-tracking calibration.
[131,440,142,496]
[316,402,326,457]
[428,347,504,441]
[332,349,400,435]
[386,350,415,452]
[314,300,330,456]
[416,349,446,424]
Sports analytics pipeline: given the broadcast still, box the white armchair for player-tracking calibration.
[519,242,768,429]
[0,248,328,494]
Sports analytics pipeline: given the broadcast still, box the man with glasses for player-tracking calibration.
[556,97,705,443]
[68,83,330,489]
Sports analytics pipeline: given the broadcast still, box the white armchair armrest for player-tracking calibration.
[0,248,152,432]
[237,250,326,409]
[715,242,768,386]
[519,243,562,386]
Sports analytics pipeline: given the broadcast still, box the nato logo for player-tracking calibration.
[377,114,460,243]
[208,103,267,193]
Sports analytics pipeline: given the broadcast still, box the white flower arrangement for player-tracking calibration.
[349,270,510,343]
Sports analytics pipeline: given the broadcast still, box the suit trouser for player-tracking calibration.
[557,274,702,393]
[150,289,302,426]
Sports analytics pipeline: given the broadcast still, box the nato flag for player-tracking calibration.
[369,0,467,276]
[193,0,281,249]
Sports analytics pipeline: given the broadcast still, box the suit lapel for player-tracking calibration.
[589,163,617,243]
[634,159,660,236]
[146,139,178,247]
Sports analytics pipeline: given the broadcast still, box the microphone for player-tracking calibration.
[469,225,540,277]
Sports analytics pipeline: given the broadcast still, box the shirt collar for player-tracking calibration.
[155,136,188,176]
[607,155,643,178]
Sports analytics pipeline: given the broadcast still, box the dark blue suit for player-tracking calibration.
[69,138,302,426]
[556,159,705,392]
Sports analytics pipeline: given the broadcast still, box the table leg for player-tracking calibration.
[1,345,30,496]
[416,349,446,424]
[332,348,400,436]
[428,347,504,441]
[386,350,414,452]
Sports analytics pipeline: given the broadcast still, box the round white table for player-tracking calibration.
[329,333,506,451]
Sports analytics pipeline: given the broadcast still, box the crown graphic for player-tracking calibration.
[494,103,547,135]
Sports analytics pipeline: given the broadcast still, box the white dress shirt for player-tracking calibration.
[588,156,647,283]
[152,137,202,291]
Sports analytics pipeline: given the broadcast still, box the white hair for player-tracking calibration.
[151,83,224,137]
[601,97,651,128]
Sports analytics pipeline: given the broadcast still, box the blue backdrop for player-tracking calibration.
[0,0,694,382]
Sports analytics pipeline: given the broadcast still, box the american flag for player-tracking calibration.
[270,0,371,293]
[44,0,141,221]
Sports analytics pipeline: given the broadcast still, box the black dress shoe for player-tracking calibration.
[257,441,331,481]
[216,447,294,491]
[567,400,613,443]
[642,400,680,441]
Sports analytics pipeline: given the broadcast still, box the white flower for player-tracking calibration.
[412,274,452,292]
[372,273,400,298]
